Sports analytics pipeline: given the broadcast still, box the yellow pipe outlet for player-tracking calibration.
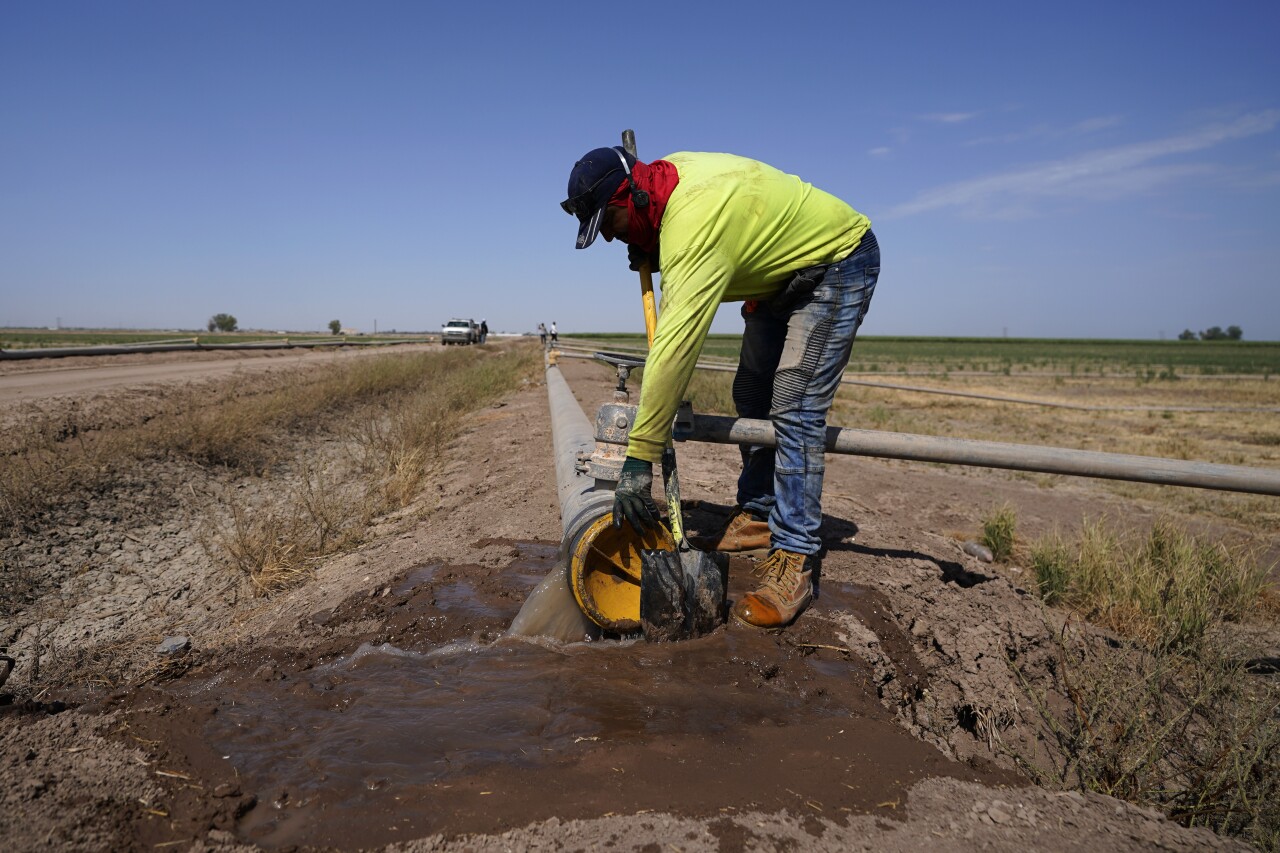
[569,512,674,633]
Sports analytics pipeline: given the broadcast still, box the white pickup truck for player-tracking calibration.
[440,319,479,345]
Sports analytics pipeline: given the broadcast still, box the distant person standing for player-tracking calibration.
[550,321,558,343]
[538,323,548,347]
[479,319,489,344]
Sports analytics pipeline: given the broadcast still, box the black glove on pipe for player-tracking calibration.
[613,456,661,535]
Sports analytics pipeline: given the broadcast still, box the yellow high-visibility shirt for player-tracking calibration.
[626,151,871,463]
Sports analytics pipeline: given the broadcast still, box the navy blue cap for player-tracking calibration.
[562,146,633,249]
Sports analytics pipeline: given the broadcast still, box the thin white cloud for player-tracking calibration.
[869,146,891,157]
[965,115,1124,147]
[965,123,1052,147]
[1072,115,1123,134]
[921,112,978,124]
[886,110,1280,219]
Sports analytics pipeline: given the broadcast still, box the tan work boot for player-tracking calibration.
[690,507,771,555]
[731,549,814,630]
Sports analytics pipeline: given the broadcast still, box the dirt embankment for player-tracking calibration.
[1,348,1269,851]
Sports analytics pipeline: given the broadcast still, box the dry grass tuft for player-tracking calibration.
[202,346,538,594]
[682,369,736,416]
[1012,519,1280,848]
[2,345,540,598]
[205,458,380,596]
[1029,520,1270,652]
[23,629,193,695]
[1012,625,1280,848]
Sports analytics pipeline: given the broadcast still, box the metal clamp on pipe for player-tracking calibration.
[577,402,636,487]
[672,401,695,441]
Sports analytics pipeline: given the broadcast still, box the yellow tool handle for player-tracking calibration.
[639,262,658,348]
[622,128,685,546]
[622,129,659,348]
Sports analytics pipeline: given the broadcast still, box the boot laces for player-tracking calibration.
[724,509,755,535]
[753,550,803,594]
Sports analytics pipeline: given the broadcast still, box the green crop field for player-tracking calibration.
[563,333,1280,376]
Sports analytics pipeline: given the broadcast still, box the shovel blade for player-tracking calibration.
[639,548,727,642]
[682,548,727,637]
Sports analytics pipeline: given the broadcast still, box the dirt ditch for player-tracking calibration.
[1,347,1271,851]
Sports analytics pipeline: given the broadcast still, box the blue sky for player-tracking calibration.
[3,1,1278,339]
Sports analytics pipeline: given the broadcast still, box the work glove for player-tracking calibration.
[627,243,660,273]
[613,456,661,535]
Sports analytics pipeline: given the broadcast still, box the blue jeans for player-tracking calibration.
[734,230,880,555]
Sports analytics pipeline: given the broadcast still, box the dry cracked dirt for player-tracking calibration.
[1,344,1274,852]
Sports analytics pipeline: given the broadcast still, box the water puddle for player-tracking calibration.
[182,540,1006,848]
[390,563,438,595]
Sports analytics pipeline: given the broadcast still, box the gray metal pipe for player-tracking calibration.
[506,362,611,641]
[0,338,435,360]
[685,414,1280,497]
[545,363,615,539]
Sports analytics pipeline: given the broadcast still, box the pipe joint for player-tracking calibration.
[579,402,636,486]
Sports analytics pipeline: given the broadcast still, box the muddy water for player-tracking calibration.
[185,542,1013,849]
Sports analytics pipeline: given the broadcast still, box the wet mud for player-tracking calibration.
[95,540,1016,850]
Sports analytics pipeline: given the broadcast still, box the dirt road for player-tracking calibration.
[0,343,442,405]
[0,346,1267,851]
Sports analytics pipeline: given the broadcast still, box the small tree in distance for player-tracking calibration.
[1186,326,1244,341]
[329,319,342,335]
[208,313,238,333]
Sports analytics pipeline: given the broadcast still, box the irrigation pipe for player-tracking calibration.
[551,347,1280,496]
[0,337,438,361]
[545,360,615,539]
[683,414,1280,497]
[554,347,1280,414]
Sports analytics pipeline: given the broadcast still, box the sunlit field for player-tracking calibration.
[563,333,1280,529]
[564,333,1280,375]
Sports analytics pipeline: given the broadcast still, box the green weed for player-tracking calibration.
[980,503,1017,562]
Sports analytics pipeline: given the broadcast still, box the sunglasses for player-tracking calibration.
[560,167,622,220]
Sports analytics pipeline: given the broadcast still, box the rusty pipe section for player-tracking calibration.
[685,414,1280,497]
[546,363,615,541]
